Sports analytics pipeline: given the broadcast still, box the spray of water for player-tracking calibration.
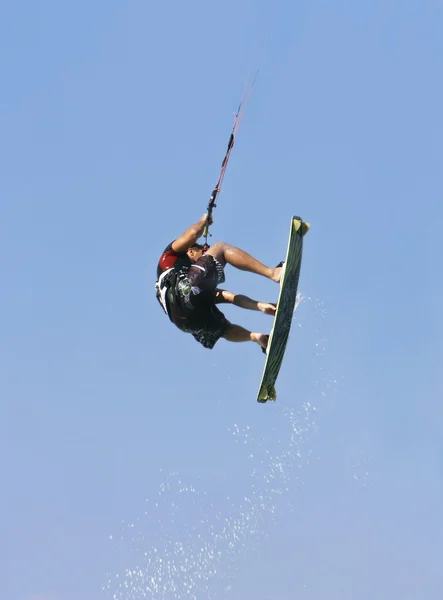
[103,295,339,599]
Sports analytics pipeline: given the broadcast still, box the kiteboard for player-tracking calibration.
[257,216,309,403]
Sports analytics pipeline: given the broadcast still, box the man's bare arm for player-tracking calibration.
[171,214,211,253]
[215,289,276,315]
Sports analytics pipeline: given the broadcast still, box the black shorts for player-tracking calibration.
[180,302,229,349]
[173,255,229,349]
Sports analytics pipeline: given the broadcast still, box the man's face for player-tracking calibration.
[187,247,204,262]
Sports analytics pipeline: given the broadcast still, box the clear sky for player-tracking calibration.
[1,1,442,599]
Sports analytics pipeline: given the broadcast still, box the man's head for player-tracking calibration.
[187,243,206,262]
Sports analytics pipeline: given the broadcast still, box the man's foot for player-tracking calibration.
[257,302,277,316]
[251,332,269,350]
[270,262,284,283]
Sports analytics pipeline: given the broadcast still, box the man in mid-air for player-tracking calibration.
[155,213,283,352]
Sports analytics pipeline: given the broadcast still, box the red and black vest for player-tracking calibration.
[155,242,193,325]
[156,242,192,279]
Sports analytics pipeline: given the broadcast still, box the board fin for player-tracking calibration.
[258,384,277,403]
[293,219,310,236]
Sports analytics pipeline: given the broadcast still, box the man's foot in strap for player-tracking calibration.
[272,261,286,284]
[251,332,269,352]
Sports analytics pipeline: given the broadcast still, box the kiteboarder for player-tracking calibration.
[155,213,282,351]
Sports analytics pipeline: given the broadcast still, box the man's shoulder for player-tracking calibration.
[161,241,174,254]
[161,241,186,256]
[157,241,190,279]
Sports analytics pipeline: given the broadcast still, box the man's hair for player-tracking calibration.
[190,243,207,251]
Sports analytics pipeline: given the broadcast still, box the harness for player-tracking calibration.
[155,268,176,317]
[155,267,195,323]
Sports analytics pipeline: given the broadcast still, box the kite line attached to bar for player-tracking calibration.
[203,72,258,249]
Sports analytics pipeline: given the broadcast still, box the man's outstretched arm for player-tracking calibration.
[171,214,212,253]
[215,289,276,315]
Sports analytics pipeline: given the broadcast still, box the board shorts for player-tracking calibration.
[161,254,229,349]
[179,302,229,349]
[187,253,226,291]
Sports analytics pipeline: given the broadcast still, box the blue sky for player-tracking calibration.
[1,1,442,599]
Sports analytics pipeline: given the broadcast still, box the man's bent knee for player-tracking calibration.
[205,241,228,264]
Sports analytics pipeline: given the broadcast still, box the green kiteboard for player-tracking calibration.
[257,216,309,403]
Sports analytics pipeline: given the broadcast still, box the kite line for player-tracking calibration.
[203,72,258,249]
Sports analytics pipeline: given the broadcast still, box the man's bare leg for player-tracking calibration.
[222,324,269,350]
[206,242,282,283]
